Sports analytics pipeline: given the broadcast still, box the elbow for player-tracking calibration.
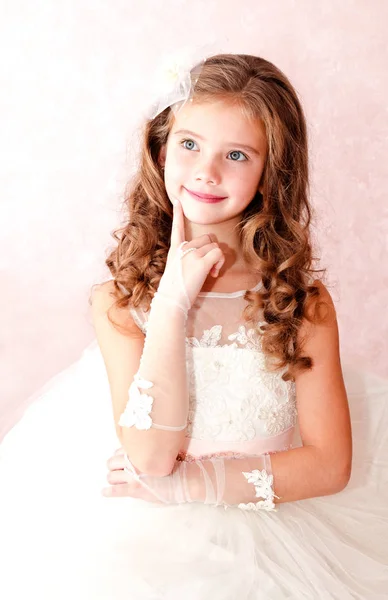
[138,459,175,478]
[314,444,352,495]
[121,450,172,478]
[119,438,176,478]
[137,443,178,476]
[118,425,183,478]
[332,460,352,494]
[313,451,352,496]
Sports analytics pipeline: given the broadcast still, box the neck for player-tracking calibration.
[184,216,246,273]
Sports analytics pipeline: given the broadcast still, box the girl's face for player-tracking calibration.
[161,99,267,226]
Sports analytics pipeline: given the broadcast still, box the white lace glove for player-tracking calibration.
[155,197,225,319]
[119,451,279,511]
[118,197,225,434]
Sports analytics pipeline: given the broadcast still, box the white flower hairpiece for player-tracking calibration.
[139,42,228,121]
[147,49,205,120]
[159,56,188,86]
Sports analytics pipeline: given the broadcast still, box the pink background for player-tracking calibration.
[1,0,387,442]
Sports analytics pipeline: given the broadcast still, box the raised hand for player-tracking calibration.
[156,197,225,317]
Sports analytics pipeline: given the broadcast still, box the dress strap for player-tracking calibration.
[304,271,318,285]
[116,281,130,296]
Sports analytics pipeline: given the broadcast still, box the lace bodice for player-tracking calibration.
[127,279,299,458]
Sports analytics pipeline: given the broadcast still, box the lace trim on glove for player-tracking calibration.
[238,469,279,512]
[153,291,188,319]
[118,373,187,431]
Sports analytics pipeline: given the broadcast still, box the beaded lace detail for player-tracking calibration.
[176,447,292,463]
[184,324,297,443]
[186,322,266,351]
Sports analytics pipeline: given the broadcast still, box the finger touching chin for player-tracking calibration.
[114,447,125,456]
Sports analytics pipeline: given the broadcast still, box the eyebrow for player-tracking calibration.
[173,129,261,157]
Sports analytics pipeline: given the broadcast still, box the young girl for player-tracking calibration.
[0,53,387,599]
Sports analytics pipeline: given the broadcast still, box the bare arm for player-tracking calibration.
[279,279,352,499]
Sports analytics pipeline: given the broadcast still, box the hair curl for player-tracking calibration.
[90,53,330,382]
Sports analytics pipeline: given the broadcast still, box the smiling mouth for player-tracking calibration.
[184,188,227,203]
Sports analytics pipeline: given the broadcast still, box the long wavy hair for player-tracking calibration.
[90,53,330,382]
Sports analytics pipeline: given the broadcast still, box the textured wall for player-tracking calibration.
[1,0,387,441]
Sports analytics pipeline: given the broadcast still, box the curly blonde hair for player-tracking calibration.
[90,53,330,382]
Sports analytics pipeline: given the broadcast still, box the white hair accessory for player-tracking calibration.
[147,48,205,120]
[145,42,226,121]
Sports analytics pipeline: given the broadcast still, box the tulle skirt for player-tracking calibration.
[1,340,387,599]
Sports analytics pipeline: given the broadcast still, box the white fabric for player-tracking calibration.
[0,279,387,598]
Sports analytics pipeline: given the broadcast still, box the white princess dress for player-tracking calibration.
[0,279,387,599]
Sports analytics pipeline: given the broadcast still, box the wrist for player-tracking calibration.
[151,292,188,320]
[181,460,205,503]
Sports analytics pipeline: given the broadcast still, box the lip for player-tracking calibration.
[184,187,227,203]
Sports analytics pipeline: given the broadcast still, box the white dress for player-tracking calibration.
[0,279,387,599]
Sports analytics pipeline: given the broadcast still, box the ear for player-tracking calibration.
[258,175,264,195]
[158,145,166,168]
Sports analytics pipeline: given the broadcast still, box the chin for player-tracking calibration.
[180,204,217,221]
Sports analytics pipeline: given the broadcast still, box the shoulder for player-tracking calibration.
[90,280,117,313]
[90,280,124,324]
[296,279,340,380]
[90,280,143,337]
[297,279,337,346]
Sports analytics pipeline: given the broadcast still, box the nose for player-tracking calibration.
[195,155,221,185]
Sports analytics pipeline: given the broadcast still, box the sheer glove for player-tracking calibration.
[119,451,279,511]
[118,197,224,433]
[156,197,225,319]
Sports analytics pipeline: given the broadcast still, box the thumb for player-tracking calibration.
[169,197,185,254]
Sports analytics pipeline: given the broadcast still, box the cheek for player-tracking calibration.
[243,168,263,193]
[226,172,262,208]
[165,157,190,188]
[229,171,258,196]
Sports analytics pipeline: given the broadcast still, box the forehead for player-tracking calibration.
[169,99,267,148]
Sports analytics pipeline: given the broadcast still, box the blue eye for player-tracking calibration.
[181,139,198,151]
[228,150,247,162]
[180,139,248,161]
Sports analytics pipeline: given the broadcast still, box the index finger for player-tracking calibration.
[169,196,186,253]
